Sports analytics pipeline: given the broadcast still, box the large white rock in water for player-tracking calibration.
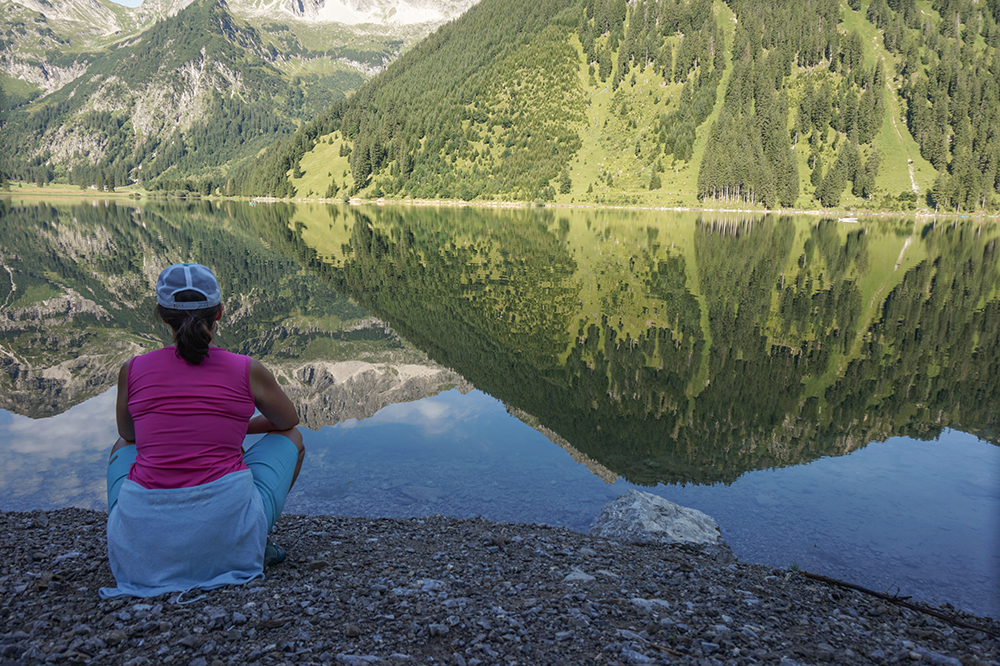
[590,490,734,561]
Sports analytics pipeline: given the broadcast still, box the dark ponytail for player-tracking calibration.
[156,290,220,365]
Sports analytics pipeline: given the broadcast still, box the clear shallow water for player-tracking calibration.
[2,387,998,619]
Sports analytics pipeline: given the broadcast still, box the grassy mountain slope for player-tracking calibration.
[836,3,935,199]
[257,0,1000,212]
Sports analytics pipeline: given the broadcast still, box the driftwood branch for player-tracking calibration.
[800,571,999,639]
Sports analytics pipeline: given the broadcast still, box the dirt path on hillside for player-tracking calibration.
[886,83,919,194]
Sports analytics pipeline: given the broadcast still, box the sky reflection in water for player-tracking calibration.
[1,387,997,619]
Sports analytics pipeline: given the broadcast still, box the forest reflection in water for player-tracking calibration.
[294,203,1000,484]
[0,199,998,618]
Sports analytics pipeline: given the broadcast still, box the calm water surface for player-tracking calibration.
[0,199,997,618]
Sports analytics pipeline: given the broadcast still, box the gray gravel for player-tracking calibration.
[1,509,998,666]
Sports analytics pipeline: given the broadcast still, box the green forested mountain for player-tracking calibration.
[0,0,469,190]
[243,0,1000,212]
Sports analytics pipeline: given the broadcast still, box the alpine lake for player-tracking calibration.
[1,197,998,619]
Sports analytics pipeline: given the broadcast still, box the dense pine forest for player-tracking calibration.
[233,0,1000,212]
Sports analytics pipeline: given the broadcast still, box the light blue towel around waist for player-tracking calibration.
[100,469,267,599]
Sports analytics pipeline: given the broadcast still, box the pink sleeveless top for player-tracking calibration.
[126,347,255,489]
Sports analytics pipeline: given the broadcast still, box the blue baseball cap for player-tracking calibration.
[155,263,222,310]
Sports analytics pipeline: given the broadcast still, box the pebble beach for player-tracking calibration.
[1,508,998,666]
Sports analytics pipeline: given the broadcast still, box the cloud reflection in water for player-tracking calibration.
[339,389,489,437]
[0,389,118,510]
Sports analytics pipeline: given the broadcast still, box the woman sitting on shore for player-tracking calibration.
[101,263,305,598]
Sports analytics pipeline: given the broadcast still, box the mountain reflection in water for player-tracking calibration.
[293,205,1000,484]
[0,199,997,618]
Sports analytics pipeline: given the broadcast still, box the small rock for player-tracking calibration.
[1,646,20,660]
[563,569,595,583]
[617,629,646,643]
[621,648,653,664]
[420,579,446,592]
[345,624,361,638]
[22,646,45,662]
[336,655,382,665]
[427,624,449,637]
[52,551,83,564]
[913,649,962,666]
[30,514,49,529]
[630,598,671,613]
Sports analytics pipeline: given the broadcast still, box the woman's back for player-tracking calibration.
[127,346,255,489]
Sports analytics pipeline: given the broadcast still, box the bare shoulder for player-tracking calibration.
[248,357,279,386]
[248,357,269,377]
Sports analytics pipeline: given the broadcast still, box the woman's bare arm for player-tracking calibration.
[247,358,300,434]
[116,361,136,443]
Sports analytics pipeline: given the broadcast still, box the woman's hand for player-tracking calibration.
[246,413,283,434]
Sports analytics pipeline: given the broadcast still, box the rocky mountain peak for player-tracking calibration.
[13,0,124,34]
[226,0,475,26]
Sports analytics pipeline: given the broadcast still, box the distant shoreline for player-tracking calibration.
[6,182,1000,220]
